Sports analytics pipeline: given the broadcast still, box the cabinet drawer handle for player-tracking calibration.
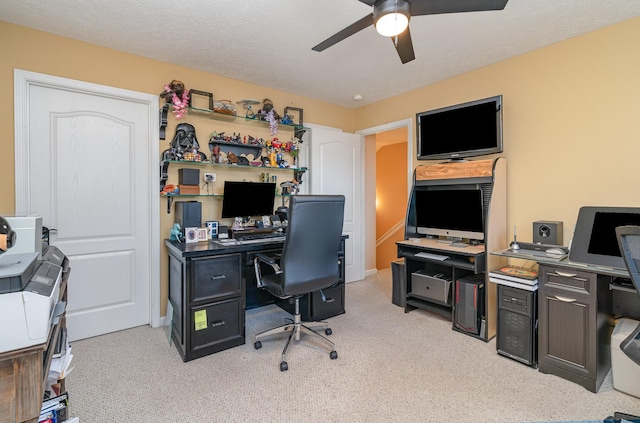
[211,320,226,328]
[211,274,226,280]
[554,295,576,303]
[555,271,577,278]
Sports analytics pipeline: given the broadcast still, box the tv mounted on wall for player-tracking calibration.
[416,95,503,161]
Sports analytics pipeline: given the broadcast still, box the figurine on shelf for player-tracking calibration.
[281,114,294,125]
[166,123,206,162]
[160,80,190,119]
[257,98,280,135]
[170,223,183,242]
[210,143,221,164]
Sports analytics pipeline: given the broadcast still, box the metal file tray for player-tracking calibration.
[410,270,452,306]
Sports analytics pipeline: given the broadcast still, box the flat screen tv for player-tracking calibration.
[569,206,640,270]
[417,95,503,161]
[221,181,276,219]
[414,187,485,241]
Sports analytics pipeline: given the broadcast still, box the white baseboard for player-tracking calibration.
[365,268,378,277]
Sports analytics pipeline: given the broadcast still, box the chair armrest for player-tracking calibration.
[256,253,278,266]
[253,254,282,288]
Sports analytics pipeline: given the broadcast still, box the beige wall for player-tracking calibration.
[2,17,639,315]
[355,16,640,245]
[0,21,357,215]
[0,21,357,316]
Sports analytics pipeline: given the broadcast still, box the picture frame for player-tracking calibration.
[262,215,271,227]
[187,89,214,111]
[185,227,198,244]
[197,228,209,242]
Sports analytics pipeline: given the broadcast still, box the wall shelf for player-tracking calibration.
[186,106,307,133]
[164,160,307,172]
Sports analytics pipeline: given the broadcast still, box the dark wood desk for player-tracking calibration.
[165,237,346,362]
[493,249,629,392]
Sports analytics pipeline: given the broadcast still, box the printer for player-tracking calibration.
[0,216,68,353]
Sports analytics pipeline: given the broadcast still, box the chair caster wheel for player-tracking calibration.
[330,350,338,360]
[325,328,332,336]
[280,361,288,371]
[254,341,262,349]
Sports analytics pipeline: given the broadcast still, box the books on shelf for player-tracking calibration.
[489,265,538,288]
[39,392,68,423]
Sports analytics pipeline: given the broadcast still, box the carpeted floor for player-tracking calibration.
[65,268,640,422]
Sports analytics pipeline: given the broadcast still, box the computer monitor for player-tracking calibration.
[220,181,276,219]
[570,206,640,270]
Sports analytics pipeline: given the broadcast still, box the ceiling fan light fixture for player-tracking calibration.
[374,0,410,37]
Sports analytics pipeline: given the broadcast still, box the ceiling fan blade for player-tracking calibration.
[410,0,508,16]
[393,26,415,64]
[357,0,376,5]
[312,14,374,52]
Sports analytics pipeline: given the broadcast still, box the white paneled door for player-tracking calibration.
[308,125,365,283]
[14,70,159,341]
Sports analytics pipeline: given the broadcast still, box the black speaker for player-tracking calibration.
[391,260,406,308]
[533,220,563,245]
[497,285,538,367]
[454,275,485,336]
[175,201,202,234]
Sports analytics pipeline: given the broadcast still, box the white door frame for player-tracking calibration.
[13,69,162,328]
[356,117,414,200]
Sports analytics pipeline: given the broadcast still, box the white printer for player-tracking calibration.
[0,246,67,353]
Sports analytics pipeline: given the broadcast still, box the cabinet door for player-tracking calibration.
[538,266,596,379]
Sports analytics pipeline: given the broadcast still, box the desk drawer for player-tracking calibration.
[190,298,244,354]
[539,265,596,303]
[311,284,345,319]
[410,271,452,305]
[191,253,242,302]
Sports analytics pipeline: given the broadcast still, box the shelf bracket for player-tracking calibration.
[166,196,173,214]
[159,103,170,140]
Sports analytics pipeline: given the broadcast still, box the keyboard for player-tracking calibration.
[415,252,449,261]
[239,236,286,244]
[236,232,284,241]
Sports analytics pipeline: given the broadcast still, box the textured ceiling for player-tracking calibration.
[2,0,640,108]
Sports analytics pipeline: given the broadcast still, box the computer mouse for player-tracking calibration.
[545,247,566,257]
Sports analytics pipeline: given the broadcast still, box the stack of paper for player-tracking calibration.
[489,265,538,291]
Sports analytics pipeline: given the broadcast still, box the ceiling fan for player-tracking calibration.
[312,0,509,64]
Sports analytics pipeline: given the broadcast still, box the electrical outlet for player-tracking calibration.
[204,173,216,182]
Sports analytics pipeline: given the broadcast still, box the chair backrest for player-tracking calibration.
[279,195,345,297]
[616,225,640,298]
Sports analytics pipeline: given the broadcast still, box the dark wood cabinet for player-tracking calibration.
[538,264,613,392]
[168,251,245,362]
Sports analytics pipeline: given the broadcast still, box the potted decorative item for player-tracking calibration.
[160,80,190,119]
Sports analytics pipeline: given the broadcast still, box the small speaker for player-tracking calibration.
[175,201,202,235]
[533,220,563,245]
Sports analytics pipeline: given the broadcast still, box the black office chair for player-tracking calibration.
[253,195,345,371]
[616,225,640,365]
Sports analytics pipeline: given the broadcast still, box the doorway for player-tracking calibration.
[357,119,412,275]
